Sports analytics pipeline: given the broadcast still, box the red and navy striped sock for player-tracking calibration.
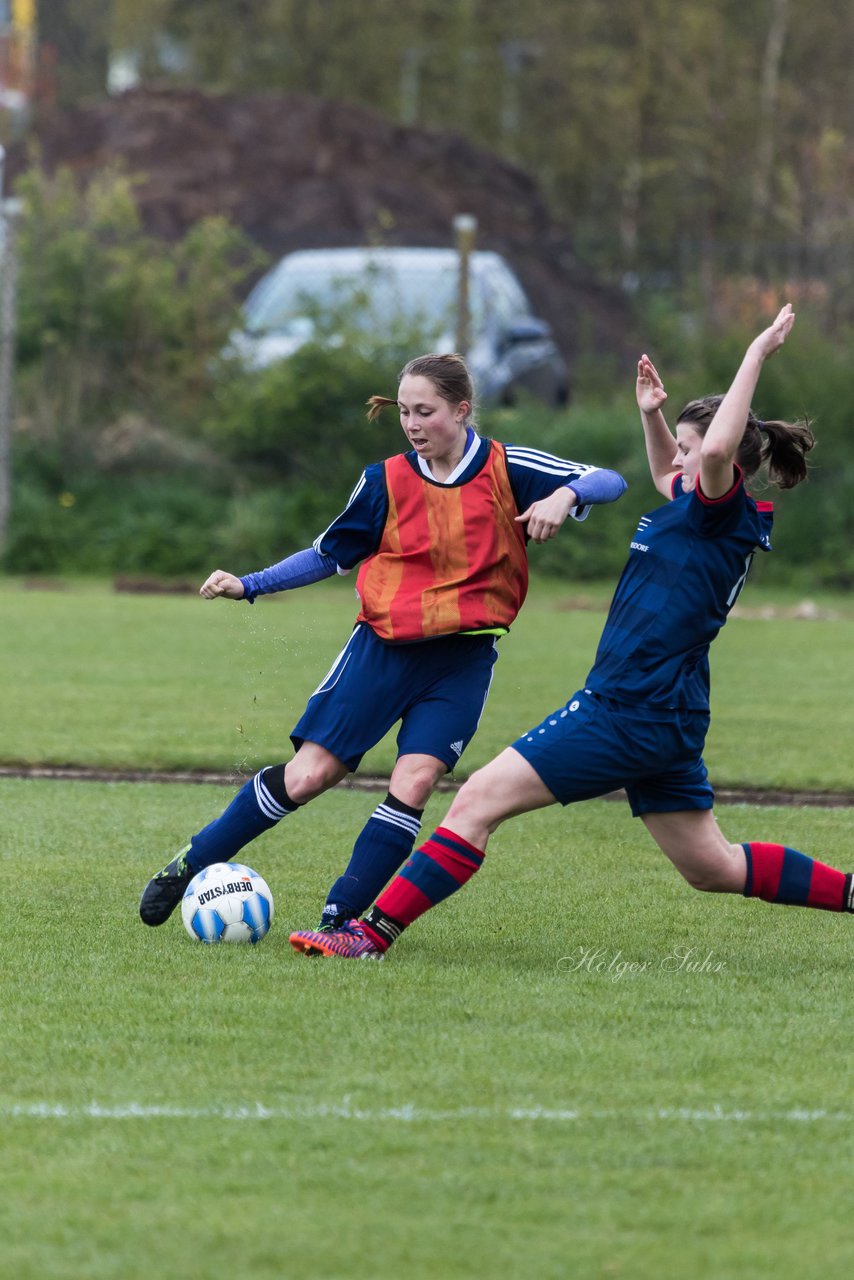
[360,826,486,951]
[743,842,854,912]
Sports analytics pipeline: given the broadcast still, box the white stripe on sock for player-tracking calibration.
[373,803,421,838]
[253,772,290,822]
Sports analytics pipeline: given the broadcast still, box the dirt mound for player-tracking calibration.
[9,86,631,362]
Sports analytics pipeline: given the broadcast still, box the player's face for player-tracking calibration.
[673,423,704,488]
[397,375,469,463]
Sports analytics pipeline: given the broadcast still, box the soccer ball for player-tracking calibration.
[181,862,274,944]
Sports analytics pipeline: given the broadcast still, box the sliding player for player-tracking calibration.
[288,309,854,962]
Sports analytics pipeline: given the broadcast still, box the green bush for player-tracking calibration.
[13,162,265,450]
[203,341,405,485]
[208,485,338,569]
[5,469,227,576]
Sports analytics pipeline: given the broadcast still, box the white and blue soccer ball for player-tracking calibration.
[181,862,274,944]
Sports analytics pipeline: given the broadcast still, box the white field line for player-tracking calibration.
[2,1101,848,1125]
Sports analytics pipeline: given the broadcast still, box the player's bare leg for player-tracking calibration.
[642,809,747,893]
[437,747,558,851]
[388,753,448,809]
[283,741,349,802]
[644,808,853,911]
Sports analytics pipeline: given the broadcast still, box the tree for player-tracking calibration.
[39,0,111,104]
[34,0,854,314]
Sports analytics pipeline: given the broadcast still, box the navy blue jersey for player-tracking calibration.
[312,432,620,571]
[585,469,773,710]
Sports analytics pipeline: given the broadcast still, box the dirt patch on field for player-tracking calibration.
[2,764,852,808]
[730,600,841,621]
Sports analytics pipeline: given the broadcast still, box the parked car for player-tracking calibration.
[226,246,570,407]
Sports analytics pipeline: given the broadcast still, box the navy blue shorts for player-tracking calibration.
[291,624,499,772]
[511,688,714,815]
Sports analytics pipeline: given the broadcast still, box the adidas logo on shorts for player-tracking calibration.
[449,740,464,758]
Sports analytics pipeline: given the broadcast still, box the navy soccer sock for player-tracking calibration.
[320,792,423,927]
[185,766,299,872]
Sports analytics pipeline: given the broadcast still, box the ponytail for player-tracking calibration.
[366,395,398,422]
[746,417,815,490]
[677,394,815,490]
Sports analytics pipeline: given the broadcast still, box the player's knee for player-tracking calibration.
[408,776,440,809]
[445,769,497,829]
[391,764,443,809]
[682,868,716,892]
[678,861,740,894]
[284,758,341,803]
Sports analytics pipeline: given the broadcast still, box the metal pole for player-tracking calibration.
[453,213,477,354]
[400,46,423,125]
[0,173,22,559]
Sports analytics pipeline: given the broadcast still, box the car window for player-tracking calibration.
[246,259,485,340]
[483,264,533,332]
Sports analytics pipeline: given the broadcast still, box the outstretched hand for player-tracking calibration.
[750,302,796,361]
[199,569,245,600]
[636,354,667,414]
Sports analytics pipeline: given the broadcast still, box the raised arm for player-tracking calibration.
[699,304,795,499]
[637,354,679,498]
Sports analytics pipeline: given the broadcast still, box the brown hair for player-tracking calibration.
[677,395,815,490]
[366,352,475,423]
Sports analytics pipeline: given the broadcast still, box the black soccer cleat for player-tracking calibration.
[139,846,195,926]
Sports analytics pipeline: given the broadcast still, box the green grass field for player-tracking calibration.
[2,579,854,1277]
[3,780,854,1279]
[3,576,854,789]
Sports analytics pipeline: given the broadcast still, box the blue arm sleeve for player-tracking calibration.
[503,445,626,524]
[566,468,627,506]
[239,547,338,603]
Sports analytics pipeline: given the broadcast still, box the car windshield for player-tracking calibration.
[245,261,483,339]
